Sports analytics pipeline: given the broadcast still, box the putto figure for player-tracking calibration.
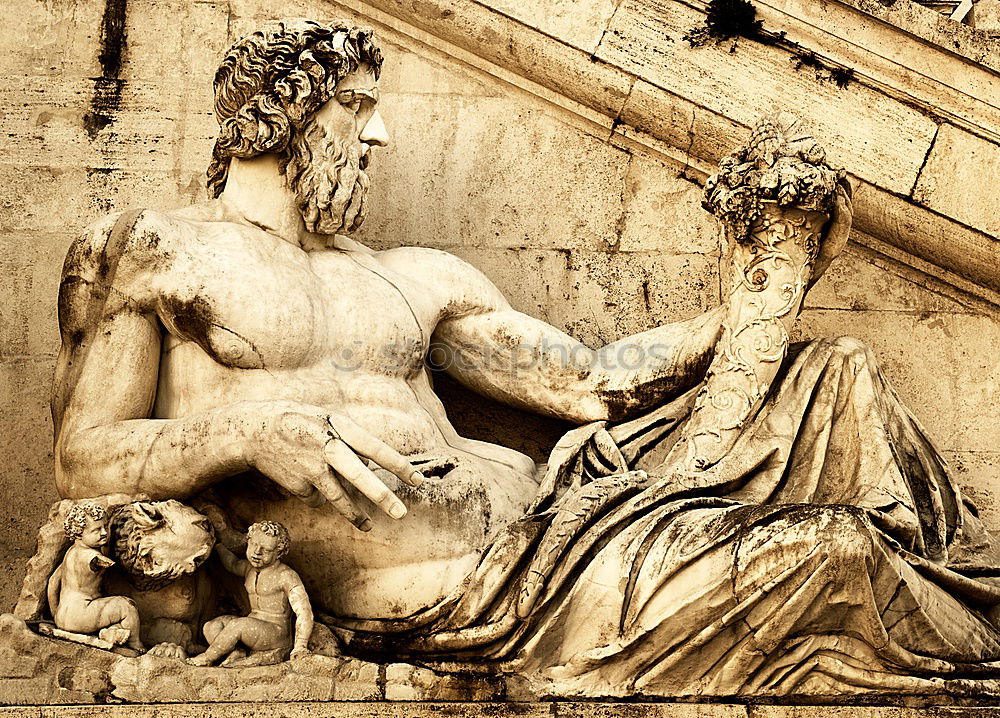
[188,521,312,666]
[47,503,144,652]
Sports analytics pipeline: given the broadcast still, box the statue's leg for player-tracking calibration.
[235,617,288,653]
[95,596,144,651]
[188,616,248,666]
[203,615,235,645]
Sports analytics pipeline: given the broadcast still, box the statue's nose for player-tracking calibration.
[360,110,389,147]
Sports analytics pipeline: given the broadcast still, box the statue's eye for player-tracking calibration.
[335,88,378,114]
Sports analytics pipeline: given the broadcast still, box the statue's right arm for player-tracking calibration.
[53,211,422,527]
[53,212,258,500]
[213,543,249,577]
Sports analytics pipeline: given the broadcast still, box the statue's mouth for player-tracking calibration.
[359,144,371,171]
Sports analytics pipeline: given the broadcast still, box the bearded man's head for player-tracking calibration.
[208,19,383,235]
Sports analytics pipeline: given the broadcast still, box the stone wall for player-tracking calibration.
[1,0,998,616]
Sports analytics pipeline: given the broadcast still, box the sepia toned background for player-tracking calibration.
[1,0,999,614]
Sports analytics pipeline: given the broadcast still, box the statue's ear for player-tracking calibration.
[131,502,164,531]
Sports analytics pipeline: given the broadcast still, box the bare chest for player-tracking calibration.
[245,570,288,607]
[155,238,432,376]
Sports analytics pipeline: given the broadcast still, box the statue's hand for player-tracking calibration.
[809,180,853,289]
[249,402,424,531]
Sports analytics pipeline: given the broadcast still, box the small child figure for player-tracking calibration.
[47,502,144,651]
[187,521,313,666]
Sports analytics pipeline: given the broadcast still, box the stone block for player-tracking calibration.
[120,0,230,85]
[0,648,39,679]
[554,705,748,718]
[615,152,721,255]
[804,245,973,314]
[483,0,621,54]
[22,703,548,718]
[328,659,383,701]
[0,75,216,176]
[0,232,66,357]
[384,663,504,700]
[445,247,719,346]
[617,78,745,173]
[109,653,341,702]
[913,124,1000,239]
[942,450,1000,531]
[0,359,59,547]
[595,0,939,196]
[0,0,101,77]
[356,95,630,253]
[352,0,634,118]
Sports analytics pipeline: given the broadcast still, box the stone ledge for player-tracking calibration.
[4,704,1000,717]
[337,0,1000,307]
[7,613,1000,709]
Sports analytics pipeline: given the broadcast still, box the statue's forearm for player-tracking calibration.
[588,304,727,421]
[55,402,263,500]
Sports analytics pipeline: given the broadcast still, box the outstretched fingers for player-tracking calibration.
[324,438,409,519]
[308,466,373,531]
[331,420,423,488]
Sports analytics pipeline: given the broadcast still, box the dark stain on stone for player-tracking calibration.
[98,0,128,79]
[83,110,114,139]
[85,0,128,140]
[163,295,217,348]
[830,67,854,89]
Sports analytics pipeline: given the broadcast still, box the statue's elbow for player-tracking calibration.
[54,432,103,499]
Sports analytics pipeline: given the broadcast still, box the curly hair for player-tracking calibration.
[108,501,215,592]
[63,503,106,541]
[207,18,383,198]
[248,521,291,558]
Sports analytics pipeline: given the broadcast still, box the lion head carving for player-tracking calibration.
[109,500,216,591]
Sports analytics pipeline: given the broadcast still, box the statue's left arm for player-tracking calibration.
[387,185,849,424]
[386,249,725,422]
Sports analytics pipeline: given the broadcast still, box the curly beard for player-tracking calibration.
[285,118,371,236]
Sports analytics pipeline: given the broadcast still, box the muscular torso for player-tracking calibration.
[133,203,539,618]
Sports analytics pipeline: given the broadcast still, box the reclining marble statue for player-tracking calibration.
[26,17,1000,697]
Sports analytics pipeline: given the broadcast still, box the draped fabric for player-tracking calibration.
[332,337,1000,697]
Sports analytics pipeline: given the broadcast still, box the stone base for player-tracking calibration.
[3,705,1000,718]
[0,614,507,705]
[6,612,1000,710]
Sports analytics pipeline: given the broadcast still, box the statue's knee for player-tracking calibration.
[827,336,874,369]
[800,505,874,571]
[203,615,229,642]
[111,596,138,619]
[749,505,873,571]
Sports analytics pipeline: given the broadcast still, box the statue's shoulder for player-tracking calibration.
[64,201,241,281]
[375,245,506,306]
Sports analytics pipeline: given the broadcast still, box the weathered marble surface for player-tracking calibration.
[3,0,1000,622]
[0,613,503,704]
[5,10,990,699]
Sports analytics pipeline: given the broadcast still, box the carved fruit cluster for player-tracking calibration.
[703,113,845,243]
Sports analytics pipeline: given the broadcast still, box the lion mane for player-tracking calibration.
[109,500,216,592]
